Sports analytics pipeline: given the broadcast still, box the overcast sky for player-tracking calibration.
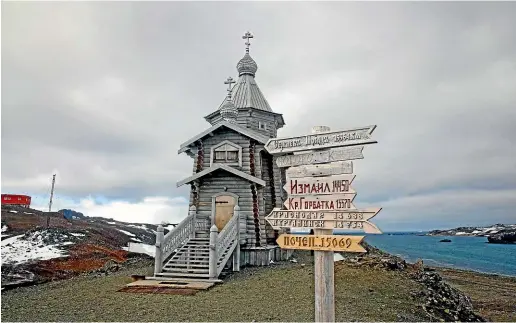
[2,2,516,231]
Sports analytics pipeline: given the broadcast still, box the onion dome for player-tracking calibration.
[237,53,258,76]
[220,98,238,123]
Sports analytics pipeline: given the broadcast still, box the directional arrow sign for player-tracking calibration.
[286,161,353,178]
[284,195,356,211]
[276,146,364,168]
[277,234,366,253]
[284,175,356,196]
[265,125,377,155]
[265,208,382,233]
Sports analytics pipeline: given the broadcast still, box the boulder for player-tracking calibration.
[487,230,516,244]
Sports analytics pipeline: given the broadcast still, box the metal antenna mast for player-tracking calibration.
[48,174,56,212]
[46,174,56,228]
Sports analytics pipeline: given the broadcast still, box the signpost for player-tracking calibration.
[277,234,366,253]
[265,125,382,323]
[276,146,364,168]
[265,125,377,155]
[285,161,353,178]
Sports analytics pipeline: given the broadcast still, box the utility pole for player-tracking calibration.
[47,174,56,228]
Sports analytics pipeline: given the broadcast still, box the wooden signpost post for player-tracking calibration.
[265,125,382,323]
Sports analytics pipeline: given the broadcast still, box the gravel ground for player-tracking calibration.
[436,267,516,322]
[1,252,431,322]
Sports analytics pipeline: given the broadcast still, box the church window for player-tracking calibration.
[211,141,242,167]
[259,121,267,130]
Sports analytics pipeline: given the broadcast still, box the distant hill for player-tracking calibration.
[426,224,516,244]
[1,205,173,288]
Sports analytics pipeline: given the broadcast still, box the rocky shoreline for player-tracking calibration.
[342,242,486,322]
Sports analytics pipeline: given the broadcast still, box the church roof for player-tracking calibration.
[219,73,273,112]
[176,163,266,188]
[213,33,273,113]
[178,120,269,154]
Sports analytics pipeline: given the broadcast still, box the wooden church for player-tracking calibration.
[153,32,293,281]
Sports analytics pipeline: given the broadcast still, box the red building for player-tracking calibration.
[1,194,31,208]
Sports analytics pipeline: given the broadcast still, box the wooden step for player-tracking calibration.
[155,272,210,278]
[168,258,208,264]
[162,268,208,274]
[175,251,209,256]
[164,263,209,268]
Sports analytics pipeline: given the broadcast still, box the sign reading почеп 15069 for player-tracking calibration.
[265,125,377,155]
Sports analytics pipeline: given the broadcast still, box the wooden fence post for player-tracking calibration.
[154,224,164,275]
[190,205,197,238]
[209,225,218,279]
[233,205,241,272]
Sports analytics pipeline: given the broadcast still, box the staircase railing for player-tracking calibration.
[209,205,241,279]
[154,205,196,274]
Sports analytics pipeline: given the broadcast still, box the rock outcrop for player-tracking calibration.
[487,229,516,244]
[339,242,486,322]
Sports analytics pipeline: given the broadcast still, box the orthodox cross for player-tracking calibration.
[224,77,236,99]
[242,31,253,53]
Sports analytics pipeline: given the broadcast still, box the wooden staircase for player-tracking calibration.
[153,205,241,282]
[155,236,235,280]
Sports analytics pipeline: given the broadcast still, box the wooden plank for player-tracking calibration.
[277,234,366,253]
[284,175,356,196]
[264,125,377,155]
[284,195,356,211]
[265,208,382,233]
[276,146,364,168]
[286,161,353,178]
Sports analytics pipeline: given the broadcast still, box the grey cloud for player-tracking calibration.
[2,2,516,228]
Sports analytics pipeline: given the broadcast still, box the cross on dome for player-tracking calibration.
[224,76,236,99]
[242,31,253,53]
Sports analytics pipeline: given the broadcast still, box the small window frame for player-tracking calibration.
[210,140,243,167]
[258,121,267,131]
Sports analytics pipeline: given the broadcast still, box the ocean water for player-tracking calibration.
[362,233,516,276]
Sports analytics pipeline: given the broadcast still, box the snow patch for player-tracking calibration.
[1,232,72,265]
[2,225,8,233]
[8,210,18,213]
[123,242,155,257]
[455,232,467,235]
[107,222,117,225]
[472,230,482,234]
[116,229,136,237]
[130,237,143,243]
[127,224,150,231]
[70,233,85,237]
[334,253,345,262]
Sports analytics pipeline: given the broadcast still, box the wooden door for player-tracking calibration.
[214,195,236,232]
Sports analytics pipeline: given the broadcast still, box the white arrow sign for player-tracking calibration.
[284,175,356,196]
[265,208,382,233]
[285,161,353,178]
[276,146,364,168]
[284,195,356,211]
[265,125,377,155]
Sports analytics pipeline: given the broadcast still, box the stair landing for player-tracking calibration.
[126,278,216,290]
